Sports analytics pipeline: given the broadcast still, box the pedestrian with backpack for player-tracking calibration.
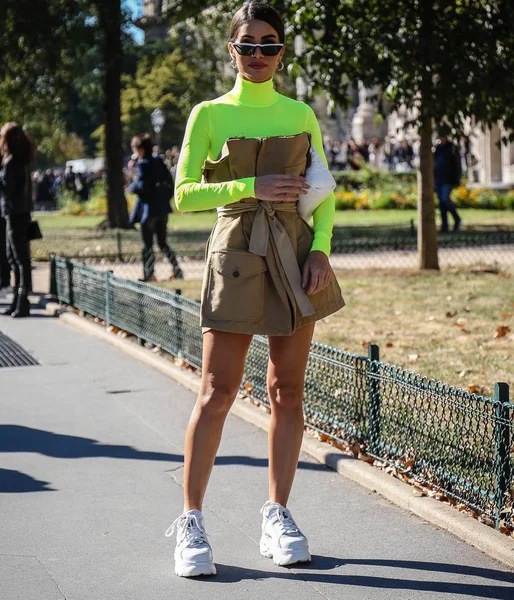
[129,134,183,281]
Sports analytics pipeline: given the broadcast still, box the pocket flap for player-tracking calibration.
[210,251,267,280]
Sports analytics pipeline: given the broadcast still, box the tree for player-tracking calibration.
[0,1,136,228]
[121,48,216,147]
[94,0,131,229]
[0,1,94,165]
[289,0,514,269]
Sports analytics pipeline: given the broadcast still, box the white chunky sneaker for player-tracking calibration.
[165,510,216,577]
[260,501,311,566]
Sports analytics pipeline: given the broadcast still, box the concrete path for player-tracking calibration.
[1,300,513,599]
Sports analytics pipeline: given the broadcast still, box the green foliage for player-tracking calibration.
[289,1,514,135]
[332,168,418,190]
[334,175,514,212]
[121,47,215,145]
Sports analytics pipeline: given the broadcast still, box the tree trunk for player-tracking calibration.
[417,118,439,269]
[100,1,129,229]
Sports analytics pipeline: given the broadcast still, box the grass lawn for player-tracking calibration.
[37,208,513,235]
[156,267,513,393]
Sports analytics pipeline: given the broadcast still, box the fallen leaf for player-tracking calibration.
[358,453,375,465]
[361,340,371,349]
[500,312,513,319]
[494,325,511,339]
[446,311,457,318]
[244,381,254,393]
[386,342,394,348]
[468,384,486,395]
[463,306,471,312]
[408,354,419,363]
[349,443,360,458]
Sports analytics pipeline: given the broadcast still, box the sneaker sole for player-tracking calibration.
[174,559,216,577]
[260,538,311,567]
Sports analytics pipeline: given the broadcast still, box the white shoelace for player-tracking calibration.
[165,513,208,547]
[261,501,301,536]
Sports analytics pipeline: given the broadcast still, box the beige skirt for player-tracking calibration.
[200,199,345,336]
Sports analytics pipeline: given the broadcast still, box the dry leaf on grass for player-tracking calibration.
[493,325,511,339]
[467,384,486,395]
[446,311,457,318]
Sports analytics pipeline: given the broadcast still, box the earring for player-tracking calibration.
[230,58,237,69]
[278,61,285,71]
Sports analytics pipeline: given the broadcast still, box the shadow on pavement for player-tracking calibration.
[0,468,54,493]
[0,295,53,318]
[0,425,326,471]
[210,555,513,597]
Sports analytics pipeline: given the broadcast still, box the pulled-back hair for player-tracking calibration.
[229,2,285,43]
[131,134,153,158]
[0,122,36,165]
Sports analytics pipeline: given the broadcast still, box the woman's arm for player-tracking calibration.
[0,159,17,214]
[129,160,152,199]
[305,106,336,257]
[174,103,255,212]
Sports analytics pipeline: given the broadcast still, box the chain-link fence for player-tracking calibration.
[35,221,514,282]
[51,255,513,532]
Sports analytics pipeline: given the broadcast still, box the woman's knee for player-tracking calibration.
[268,379,304,411]
[197,381,239,417]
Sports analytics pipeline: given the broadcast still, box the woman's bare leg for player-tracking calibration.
[183,330,253,512]
[267,323,315,506]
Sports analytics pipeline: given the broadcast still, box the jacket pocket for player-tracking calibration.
[204,251,267,323]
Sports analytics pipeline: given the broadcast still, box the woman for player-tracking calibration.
[166,2,344,577]
[0,122,35,317]
[128,134,183,281]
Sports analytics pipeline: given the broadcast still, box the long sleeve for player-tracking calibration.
[129,160,153,199]
[305,106,335,257]
[174,103,255,212]
[0,159,17,215]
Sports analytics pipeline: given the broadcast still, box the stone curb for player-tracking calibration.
[57,308,514,570]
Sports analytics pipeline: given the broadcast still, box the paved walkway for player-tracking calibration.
[0,297,513,599]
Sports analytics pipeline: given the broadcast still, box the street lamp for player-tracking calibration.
[151,108,165,151]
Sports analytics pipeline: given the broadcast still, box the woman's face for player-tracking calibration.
[228,19,284,83]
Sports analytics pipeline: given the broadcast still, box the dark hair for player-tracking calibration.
[229,2,285,43]
[0,122,36,165]
[131,134,153,157]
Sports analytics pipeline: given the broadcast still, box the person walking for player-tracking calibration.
[434,134,462,232]
[0,122,36,317]
[129,134,183,281]
[166,2,344,578]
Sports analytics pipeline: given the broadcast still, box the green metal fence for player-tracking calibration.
[51,255,513,532]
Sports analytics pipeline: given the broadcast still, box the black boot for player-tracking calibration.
[2,288,18,315]
[11,287,30,318]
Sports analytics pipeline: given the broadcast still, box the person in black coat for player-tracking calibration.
[0,122,36,317]
[128,134,183,281]
[434,135,462,232]
[0,155,10,290]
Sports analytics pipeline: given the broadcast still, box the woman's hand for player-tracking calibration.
[301,251,332,296]
[255,174,310,202]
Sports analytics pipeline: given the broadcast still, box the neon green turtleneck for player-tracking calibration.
[175,75,335,256]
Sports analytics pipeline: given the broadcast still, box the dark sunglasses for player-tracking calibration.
[231,42,284,57]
